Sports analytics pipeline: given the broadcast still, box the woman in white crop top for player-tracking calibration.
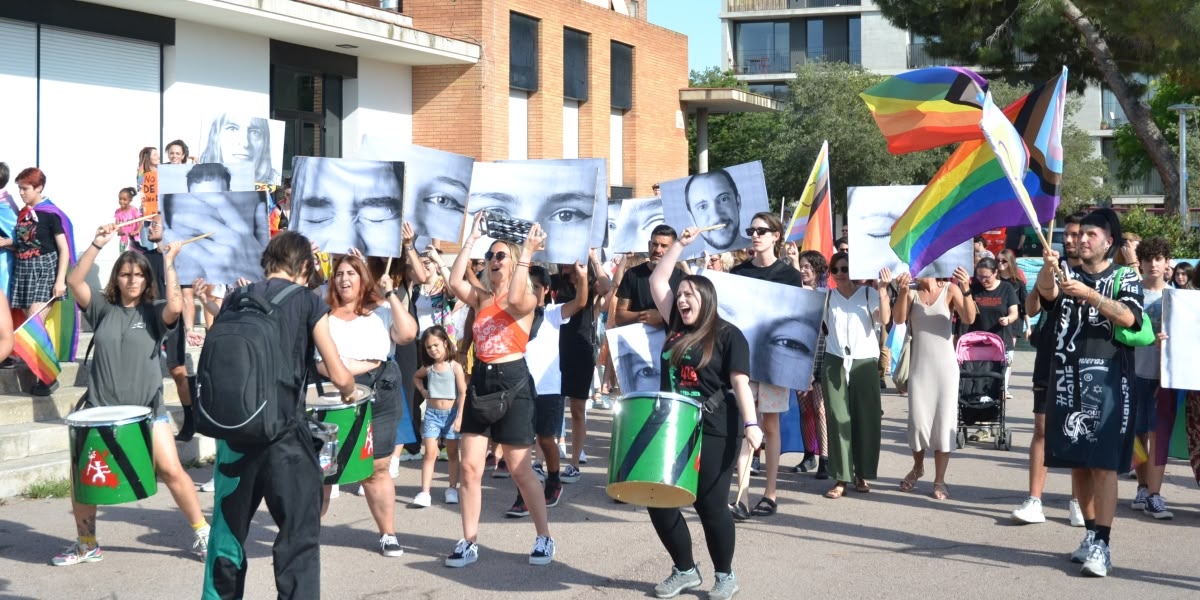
[318,251,417,557]
[819,251,892,499]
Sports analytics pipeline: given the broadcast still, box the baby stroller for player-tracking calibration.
[955,331,1011,450]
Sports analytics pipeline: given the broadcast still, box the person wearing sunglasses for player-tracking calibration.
[967,257,1019,424]
[726,212,804,519]
[445,213,556,567]
[997,249,1031,349]
[820,252,893,499]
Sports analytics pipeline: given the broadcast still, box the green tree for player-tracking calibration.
[1112,77,1200,208]
[1119,206,1200,257]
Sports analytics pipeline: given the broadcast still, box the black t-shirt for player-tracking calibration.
[970,280,1019,351]
[729,258,804,287]
[13,208,64,258]
[617,262,684,314]
[555,282,596,349]
[660,320,750,438]
[1031,291,1056,390]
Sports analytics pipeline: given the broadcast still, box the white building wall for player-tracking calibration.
[0,19,38,192]
[859,11,908,75]
[344,58,414,159]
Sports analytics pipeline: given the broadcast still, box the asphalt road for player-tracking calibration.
[3,350,1198,599]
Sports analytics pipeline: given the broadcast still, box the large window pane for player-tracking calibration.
[564,28,589,102]
[849,17,861,65]
[510,12,539,91]
[806,19,823,61]
[736,21,789,74]
[611,41,632,110]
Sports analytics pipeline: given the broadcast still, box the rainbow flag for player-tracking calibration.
[784,141,831,245]
[13,312,61,385]
[860,67,989,154]
[891,68,1068,275]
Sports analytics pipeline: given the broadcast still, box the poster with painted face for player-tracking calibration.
[847,185,973,280]
[198,113,285,187]
[290,157,406,258]
[1163,288,1200,390]
[157,163,256,195]
[703,270,824,391]
[358,137,474,249]
[607,197,665,254]
[660,161,769,259]
[465,161,597,264]
[502,158,608,249]
[161,191,270,285]
[605,323,667,395]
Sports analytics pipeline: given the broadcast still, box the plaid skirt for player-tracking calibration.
[12,252,59,308]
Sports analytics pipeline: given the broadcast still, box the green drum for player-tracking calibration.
[307,383,375,485]
[66,406,158,505]
[607,392,703,508]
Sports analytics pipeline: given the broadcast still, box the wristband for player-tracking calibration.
[383,289,397,300]
[962,290,973,297]
[744,422,758,429]
[517,262,530,268]
[91,242,104,251]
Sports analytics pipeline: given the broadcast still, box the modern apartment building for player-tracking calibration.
[718,0,1163,205]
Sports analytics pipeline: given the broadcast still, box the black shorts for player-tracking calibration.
[164,324,187,370]
[460,359,536,447]
[560,347,596,400]
[359,361,401,460]
[1032,386,1051,415]
[534,394,564,439]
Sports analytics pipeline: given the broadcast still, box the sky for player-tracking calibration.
[648,0,721,75]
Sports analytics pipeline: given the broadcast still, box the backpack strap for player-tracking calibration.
[269,282,305,306]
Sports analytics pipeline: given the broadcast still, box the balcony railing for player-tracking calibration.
[736,53,792,75]
[725,0,861,11]
[907,43,956,69]
[736,46,860,74]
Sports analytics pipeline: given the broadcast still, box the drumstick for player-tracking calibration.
[733,437,754,507]
[696,223,728,234]
[113,213,157,229]
[180,232,215,246]
[385,256,393,275]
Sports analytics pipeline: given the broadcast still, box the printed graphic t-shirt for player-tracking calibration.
[660,320,749,438]
[970,280,1019,351]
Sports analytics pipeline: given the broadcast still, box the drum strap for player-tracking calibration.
[95,422,152,499]
[330,402,369,470]
[669,417,702,485]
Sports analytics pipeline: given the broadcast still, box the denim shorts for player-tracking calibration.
[153,414,171,426]
[422,407,460,441]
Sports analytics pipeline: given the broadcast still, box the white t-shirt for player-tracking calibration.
[823,286,881,360]
[323,312,391,362]
[526,304,567,395]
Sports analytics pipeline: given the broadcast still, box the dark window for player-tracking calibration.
[564,28,589,102]
[611,41,633,110]
[510,12,539,91]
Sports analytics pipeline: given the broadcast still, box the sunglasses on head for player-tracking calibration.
[484,251,509,262]
[745,227,775,237]
[832,266,850,274]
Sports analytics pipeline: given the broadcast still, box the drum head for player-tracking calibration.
[306,383,373,409]
[606,482,697,509]
[66,406,152,427]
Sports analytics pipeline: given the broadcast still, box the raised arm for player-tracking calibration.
[891,272,913,325]
[650,227,698,323]
[506,223,546,317]
[589,248,611,298]
[950,267,977,325]
[448,212,486,308]
[402,222,431,285]
[160,241,184,326]
[69,225,119,311]
[562,261,590,319]
[1036,249,1061,303]
[379,272,418,345]
[873,268,893,328]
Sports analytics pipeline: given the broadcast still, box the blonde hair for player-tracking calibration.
[480,240,532,296]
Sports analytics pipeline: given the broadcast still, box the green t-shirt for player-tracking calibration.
[81,289,175,418]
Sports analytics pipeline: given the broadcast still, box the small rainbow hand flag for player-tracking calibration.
[13,312,61,386]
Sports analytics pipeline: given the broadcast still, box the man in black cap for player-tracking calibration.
[1035,208,1143,578]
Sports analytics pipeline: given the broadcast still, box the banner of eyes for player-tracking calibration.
[847,185,973,280]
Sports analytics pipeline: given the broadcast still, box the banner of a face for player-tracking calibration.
[607,197,665,254]
[1163,288,1200,390]
[605,323,667,395]
[197,113,285,188]
[158,163,255,195]
[502,158,608,249]
[290,157,406,258]
[847,185,973,280]
[703,270,824,391]
[358,137,474,249]
[660,161,769,259]
[466,161,597,265]
[161,191,270,285]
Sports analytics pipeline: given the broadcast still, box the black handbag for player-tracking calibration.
[468,377,527,425]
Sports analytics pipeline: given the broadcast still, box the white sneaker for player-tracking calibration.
[1080,539,1111,577]
[445,539,478,567]
[198,479,215,493]
[379,534,404,557]
[579,450,588,464]
[388,456,400,478]
[400,449,423,462]
[329,484,340,499]
[1068,498,1085,527]
[1011,497,1046,524]
[445,487,459,504]
[192,526,210,560]
[413,491,432,508]
[529,535,556,566]
[1071,529,1096,563]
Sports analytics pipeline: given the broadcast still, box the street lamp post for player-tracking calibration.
[1168,103,1198,228]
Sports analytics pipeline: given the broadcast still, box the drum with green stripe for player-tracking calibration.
[607,392,703,508]
[307,383,375,485]
[66,406,158,505]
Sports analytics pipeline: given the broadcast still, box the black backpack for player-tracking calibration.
[195,282,305,445]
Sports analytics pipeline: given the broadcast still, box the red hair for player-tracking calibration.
[15,167,46,189]
[326,254,382,316]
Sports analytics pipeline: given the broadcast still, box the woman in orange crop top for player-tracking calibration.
[443,212,556,567]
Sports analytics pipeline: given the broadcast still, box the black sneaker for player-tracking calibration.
[506,494,529,518]
[30,380,59,397]
[544,481,562,507]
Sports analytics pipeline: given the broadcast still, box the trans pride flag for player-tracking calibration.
[784,141,831,255]
[859,67,989,154]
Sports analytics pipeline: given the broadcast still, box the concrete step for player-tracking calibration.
[0,450,70,498]
[0,387,88,427]
[0,421,69,461]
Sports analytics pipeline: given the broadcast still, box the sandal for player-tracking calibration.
[932,483,950,500]
[729,501,752,521]
[750,497,777,516]
[854,478,871,493]
[899,468,923,493]
[824,483,846,499]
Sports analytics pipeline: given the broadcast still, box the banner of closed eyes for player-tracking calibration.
[607,197,665,254]
[197,113,285,188]
[158,163,256,195]
[290,157,407,258]
[501,158,608,249]
[161,191,270,285]
[702,270,824,391]
[847,185,973,280]
[1163,288,1200,390]
[605,323,667,396]
[659,161,770,259]
[465,161,597,265]
[358,137,475,250]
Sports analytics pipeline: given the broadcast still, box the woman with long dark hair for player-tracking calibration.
[795,249,830,478]
[558,249,611,480]
[645,226,763,600]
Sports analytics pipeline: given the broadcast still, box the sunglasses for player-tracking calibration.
[484,251,509,262]
[998,260,1009,264]
[745,227,775,237]
[832,266,850,274]
[707,256,721,263]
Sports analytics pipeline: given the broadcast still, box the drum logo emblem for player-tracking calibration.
[84,449,120,488]
[361,424,374,459]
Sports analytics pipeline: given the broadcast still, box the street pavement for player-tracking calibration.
[2,350,1199,599]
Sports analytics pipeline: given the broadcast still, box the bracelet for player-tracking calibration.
[517,262,530,268]
[744,422,758,428]
[91,242,104,251]
[383,289,397,299]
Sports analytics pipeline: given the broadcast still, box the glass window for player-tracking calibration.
[611,41,633,110]
[749,83,789,103]
[510,12,539,91]
[735,21,789,74]
[849,17,861,65]
[806,19,824,62]
[564,28,589,102]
